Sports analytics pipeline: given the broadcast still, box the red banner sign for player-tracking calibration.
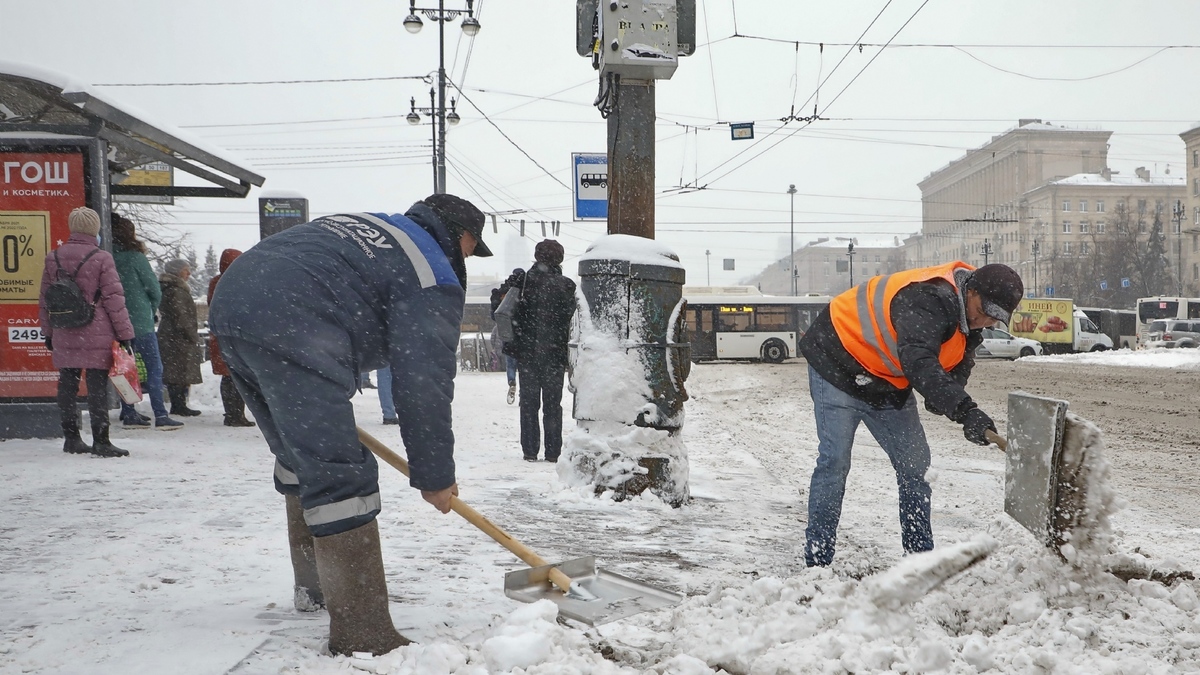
[0,150,87,398]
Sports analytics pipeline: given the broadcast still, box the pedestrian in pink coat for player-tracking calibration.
[38,207,136,457]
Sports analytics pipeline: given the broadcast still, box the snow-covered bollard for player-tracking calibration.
[558,235,690,507]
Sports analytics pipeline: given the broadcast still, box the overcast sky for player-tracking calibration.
[4,1,1200,287]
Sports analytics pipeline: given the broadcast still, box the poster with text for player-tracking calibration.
[0,150,87,398]
[1009,298,1073,344]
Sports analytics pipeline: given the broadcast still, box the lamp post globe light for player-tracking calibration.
[404,0,480,194]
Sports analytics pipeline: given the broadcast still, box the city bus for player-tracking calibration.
[1078,307,1138,350]
[683,287,831,363]
[1135,296,1200,347]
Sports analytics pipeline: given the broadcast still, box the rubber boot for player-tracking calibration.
[313,520,411,656]
[168,384,201,417]
[62,417,91,454]
[285,495,324,611]
[90,420,129,458]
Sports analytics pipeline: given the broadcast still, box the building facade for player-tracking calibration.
[751,236,904,296]
[1178,125,1200,294]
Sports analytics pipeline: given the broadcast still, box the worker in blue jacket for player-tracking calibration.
[208,194,491,656]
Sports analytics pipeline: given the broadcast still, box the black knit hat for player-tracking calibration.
[968,264,1024,324]
[422,193,492,257]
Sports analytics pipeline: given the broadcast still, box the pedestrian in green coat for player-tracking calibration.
[110,215,182,429]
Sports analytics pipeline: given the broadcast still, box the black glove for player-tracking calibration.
[119,340,135,356]
[923,397,941,416]
[962,407,996,446]
[44,335,53,352]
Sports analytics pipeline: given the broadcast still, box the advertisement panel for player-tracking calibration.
[0,149,88,398]
[1010,298,1074,344]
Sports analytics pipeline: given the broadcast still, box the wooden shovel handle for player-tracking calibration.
[357,427,574,594]
[985,429,1008,452]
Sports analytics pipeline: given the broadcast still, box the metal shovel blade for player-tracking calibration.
[1003,392,1069,546]
[503,556,684,625]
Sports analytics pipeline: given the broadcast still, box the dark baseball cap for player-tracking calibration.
[421,193,493,257]
[968,264,1024,324]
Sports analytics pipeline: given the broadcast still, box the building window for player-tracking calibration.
[1097,220,1106,233]
[1193,234,1199,253]
[824,264,829,277]
[1195,150,1199,168]
[1139,221,1147,233]
[874,255,881,263]
[1096,200,1105,213]
[1062,221,1072,233]
[1138,199,1147,214]
[1079,200,1087,212]
[1080,241,1089,255]
[1080,221,1090,233]
[1063,241,1071,255]
[1062,200,1071,212]
[1194,263,1199,281]
[1194,178,1199,196]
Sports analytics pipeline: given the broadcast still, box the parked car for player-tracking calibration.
[976,327,1043,360]
[1143,320,1200,349]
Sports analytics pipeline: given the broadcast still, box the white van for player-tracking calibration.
[1071,309,1113,352]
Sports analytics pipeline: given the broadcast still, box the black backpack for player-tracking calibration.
[44,248,102,329]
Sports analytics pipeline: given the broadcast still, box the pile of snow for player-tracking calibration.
[578,234,683,269]
[1055,414,1122,568]
[1033,348,1200,369]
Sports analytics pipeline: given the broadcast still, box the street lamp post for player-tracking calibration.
[705,249,711,285]
[1173,199,1185,295]
[847,242,856,289]
[982,238,993,265]
[1032,239,1040,296]
[787,184,797,296]
[404,0,480,194]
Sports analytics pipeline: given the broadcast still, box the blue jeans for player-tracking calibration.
[120,332,169,420]
[505,356,517,385]
[376,367,395,421]
[805,365,933,566]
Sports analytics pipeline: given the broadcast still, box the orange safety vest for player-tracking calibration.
[829,261,975,389]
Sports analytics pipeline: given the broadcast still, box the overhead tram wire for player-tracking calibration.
[682,0,896,188]
[93,74,429,87]
[695,0,949,189]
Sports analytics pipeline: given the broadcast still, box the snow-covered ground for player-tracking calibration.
[2,355,1198,674]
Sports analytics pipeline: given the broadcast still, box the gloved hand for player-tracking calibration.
[119,340,135,356]
[923,397,941,416]
[962,407,996,446]
[44,335,53,352]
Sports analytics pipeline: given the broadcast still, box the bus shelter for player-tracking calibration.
[0,62,264,439]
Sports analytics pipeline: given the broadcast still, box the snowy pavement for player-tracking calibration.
[2,356,1198,674]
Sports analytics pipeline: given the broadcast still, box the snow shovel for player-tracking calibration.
[997,392,1072,548]
[357,428,684,625]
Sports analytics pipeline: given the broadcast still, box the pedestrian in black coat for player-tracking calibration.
[497,240,576,461]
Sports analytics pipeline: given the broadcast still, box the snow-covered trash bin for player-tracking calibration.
[560,235,690,507]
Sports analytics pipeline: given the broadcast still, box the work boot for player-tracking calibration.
[62,418,91,454]
[313,520,411,656]
[223,414,256,427]
[90,421,129,458]
[285,495,324,612]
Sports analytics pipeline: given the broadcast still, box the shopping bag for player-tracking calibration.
[493,288,521,343]
[134,352,147,384]
[109,342,143,405]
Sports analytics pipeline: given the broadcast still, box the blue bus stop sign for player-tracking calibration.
[1045,286,1054,296]
[1121,277,1131,288]
[1100,280,1108,291]
[572,152,607,221]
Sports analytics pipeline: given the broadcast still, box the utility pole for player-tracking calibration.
[404,0,479,194]
[572,0,696,507]
[788,184,797,295]
[1174,199,1185,295]
[982,238,993,265]
[705,249,711,285]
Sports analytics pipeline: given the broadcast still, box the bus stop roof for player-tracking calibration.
[0,61,264,199]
